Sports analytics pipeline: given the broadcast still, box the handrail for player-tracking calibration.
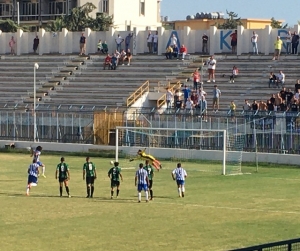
[126,80,149,107]
[156,80,181,108]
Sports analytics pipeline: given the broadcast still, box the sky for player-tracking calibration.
[161,0,299,27]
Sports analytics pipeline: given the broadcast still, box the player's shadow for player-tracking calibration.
[0,180,23,182]
[91,197,136,203]
[129,195,175,200]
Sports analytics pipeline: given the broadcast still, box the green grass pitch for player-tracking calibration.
[0,152,300,251]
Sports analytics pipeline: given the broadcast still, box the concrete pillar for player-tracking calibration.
[157,26,165,55]
[132,27,139,56]
[16,28,23,56]
[59,28,68,55]
[237,25,244,56]
[183,26,192,52]
[209,26,218,55]
[38,28,46,56]
[106,27,115,53]
[264,25,272,55]
[0,30,5,55]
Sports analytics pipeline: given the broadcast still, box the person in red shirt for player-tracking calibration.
[103,54,112,70]
[230,30,237,54]
[192,69,201,90]
[178,44,188,60]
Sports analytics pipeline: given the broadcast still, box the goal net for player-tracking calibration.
[115,126,246,175]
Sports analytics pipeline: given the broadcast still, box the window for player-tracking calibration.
[49,1,67,15]
[140,0,145,16]
[101,0,109,13]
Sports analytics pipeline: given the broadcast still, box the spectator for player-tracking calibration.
[172,44,179,58]
[200,96,208,121]
[279,87,287,101]
[291,31,299,55]
[286,31,292,54]
[79,33,86,56]
[185,97,194,114]
[202,33,208,54]
[294,89,300,101]
[120,49,127,65]
[259,100,267,111]
[9,36,16,55]
[269,72,277,88]
[170,34,178,47]
[251,31,258,55]
[178,44,187,60]
[153,31,159,54]
[279,100,287,111]
[97,39,103,53]
[251,100,258,111]
[190,91,198,106]
[272,36,283,60]
[102,41,108,54]
[277,70,285,87]
[182,85,191,104]
[124,49,132,66]
[230,30,237,54]
[274,93,282,110]
[212,85,221,112]
[111,54,118,70]
[147,31,153,53]
[295,79,300,93]
[207,56,217,83]
[33,36,39,54]
[192,69,200,90]
[103,54,112,70]
[286,88,294,106]
[125,33,133,52]
[270,94,275,105]
[230,100,236,121]
[114,49,121,65]
[165,46,173,59]
[229,66,238,83]
[197,87,207,101]
[173,89,180,104]
[242,99,251,111]
[290,100,299,112]
[166,88,174,110]
[175,94,183,110]
[267,100,274,111]
[115,34,124,52]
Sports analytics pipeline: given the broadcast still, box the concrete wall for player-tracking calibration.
[0,140,299,166]
[0,25,299,56]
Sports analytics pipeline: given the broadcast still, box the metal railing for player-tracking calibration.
[126,80,149,107]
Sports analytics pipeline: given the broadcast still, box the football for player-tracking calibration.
[110,160,114,165]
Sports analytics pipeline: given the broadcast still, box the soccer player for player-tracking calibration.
[108,161,123,199]
[83,157,97,198]
[171,163,187,198]
[144,160,155,200]
[30,145,46,178]
[135,163,150,203]
[130,149,162,170]
[55,157,71,198]
[26,159,40,196]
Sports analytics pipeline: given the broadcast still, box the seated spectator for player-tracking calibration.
[229,66,239,83]
[178,44,187,60]
[111,54,118,70]
[277,70,285,87]
[103,54,112,70]
[102,41,108,54]
[114,49,121,65]
[120,49,127,65]
[97,39,103,53]
[172,45,179,58]
[165,46,173,59]
[122,49,132,66]
[267,100,274,111]
[269,72,277,88]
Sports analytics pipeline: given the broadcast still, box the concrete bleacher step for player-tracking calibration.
[42,82,59,87]
[61,66,78,71]
[48,77,65,82]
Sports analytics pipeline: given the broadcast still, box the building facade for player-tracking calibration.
[0,0,162,30]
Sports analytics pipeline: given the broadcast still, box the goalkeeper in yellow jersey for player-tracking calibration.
[130,149,162,170]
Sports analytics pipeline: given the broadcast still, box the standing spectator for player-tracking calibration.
[178,44,187,60]
[146,31,153,53]
[279,100,287,111]
[270,94,276,106]
[272,36,283,60]
[251,100,258,111]
[97,39,103,53]
[274,93,282,110]
[33,36,39,54]
[243,99,251,111]
[207,56,217,83]
[294,89,300,101]
[175,95,183,110]
[153,31,159,54]
[192,69,200,90]
[166,88,174,110]
[277,70,285,87]
[230,30,237,54]
[165,46,173,59]
[286,31,292,54]
[279,87,287,101]
[251,31,258,54]
[185,97,194,114]
[202,33,208,54]
[125,33,133,52]
[83,157,97,198]
[102,41,108,54]
[79,33,86,56]
[290,100,299,112]
[295,79,300,93]
[230,100,236,121]
[286,88,294,106]
[269,72,277,88]
[115,34,124,52]
[9,36,16,55]
[200,96,208,121]
[170,34,178,47]
[229,66,238,83]
[182,85,191,104]
[173,89,180,104]
[212,85,221,112]
[267,100,274,112]
[291,31,299,55]
[172,44,179,58]
[190,91,198,106]
[259,100,267,111]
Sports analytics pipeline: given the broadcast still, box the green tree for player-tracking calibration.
[45,17,64,32]
[0,19,30,32]
[216,10,243,29]
[270,17,288,28]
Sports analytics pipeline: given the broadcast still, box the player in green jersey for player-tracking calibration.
[83,157,97,198]
[108,162,123,199]
[144,160,155,200]
[55,157,71,197]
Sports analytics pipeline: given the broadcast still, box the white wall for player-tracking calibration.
[0,24,299,56]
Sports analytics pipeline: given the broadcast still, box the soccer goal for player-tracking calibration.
[115,126,246,175]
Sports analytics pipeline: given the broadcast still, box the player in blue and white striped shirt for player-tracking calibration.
[171,163,187,197]
[30,146,46,178]
[135,163,150,203]
[26,159,41,196]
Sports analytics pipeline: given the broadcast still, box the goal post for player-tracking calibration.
[114,126,246,175]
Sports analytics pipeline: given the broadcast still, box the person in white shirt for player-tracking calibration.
[170,34,177,47]
[286,31,292,54]
[115,34,124,52]
[166,88,173,110]
[277,70,285,88]
[153,31,159,54]
[207,56,217,83]
[185,97,194,114]
[251,31,258,55]
[171,163,187,198]
[147,31,153,53]
[114,49,121,65]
